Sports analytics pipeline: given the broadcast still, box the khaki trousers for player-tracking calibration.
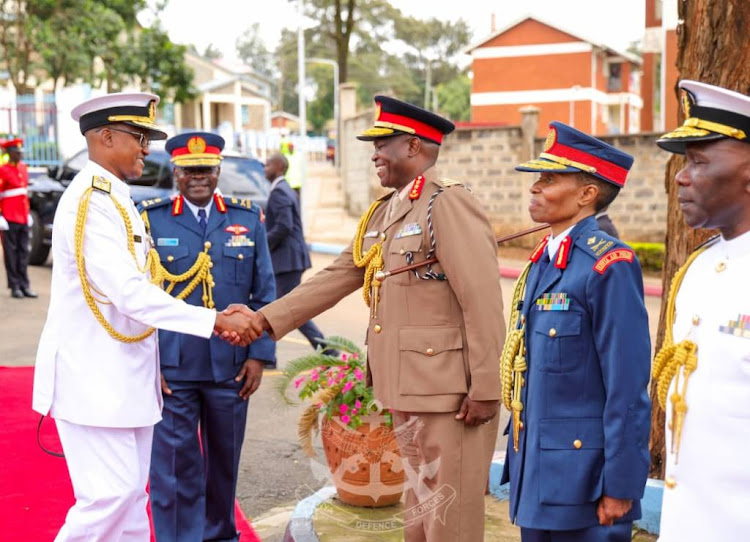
[392,410,499,542]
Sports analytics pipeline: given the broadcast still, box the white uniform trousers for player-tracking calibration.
[54,420,154,542]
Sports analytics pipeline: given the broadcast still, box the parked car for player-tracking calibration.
[27,145,269,265]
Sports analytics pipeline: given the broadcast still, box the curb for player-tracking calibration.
[489,459,663,535]
[285,486,336,542]
[309,243,664,298]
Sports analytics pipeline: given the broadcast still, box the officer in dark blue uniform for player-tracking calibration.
[141,132,276,542]
[500,122,651,542]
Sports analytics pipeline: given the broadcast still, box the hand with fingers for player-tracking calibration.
[455,397,499,427]
[213,304,267,346]
[235,359,265,400]
[596,495,632,526]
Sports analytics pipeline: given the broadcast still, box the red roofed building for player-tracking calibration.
[640,0,679,132]
[467,15,643,137]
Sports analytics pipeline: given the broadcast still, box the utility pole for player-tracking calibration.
[308,57,339,169]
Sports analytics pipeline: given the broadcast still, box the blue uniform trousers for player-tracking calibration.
[150,378,249,542]
[274,270,325,349]
[521,522,633,542]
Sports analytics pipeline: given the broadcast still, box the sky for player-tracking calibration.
[144,0,646,63]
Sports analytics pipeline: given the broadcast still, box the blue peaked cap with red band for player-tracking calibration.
[516,121,634,187]
[166,132,225,168]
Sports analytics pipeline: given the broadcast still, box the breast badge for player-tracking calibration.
[536,293,570,311]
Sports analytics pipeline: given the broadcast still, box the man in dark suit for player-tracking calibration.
[264,152,327,352]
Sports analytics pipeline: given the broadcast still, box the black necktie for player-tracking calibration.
[198,208,207,233]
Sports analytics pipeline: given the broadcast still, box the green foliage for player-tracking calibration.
[436,74,471,122]
[236,23,274,79]
[276,336,391,430]
[0,0,192,103]
[202,43,223,60]
[628,242,665,272]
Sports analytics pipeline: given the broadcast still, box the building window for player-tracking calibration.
[608,63,622,92]
[242,105,250,125]
[655,0,663,20]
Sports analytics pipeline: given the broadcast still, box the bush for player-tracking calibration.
[628,242,665,272]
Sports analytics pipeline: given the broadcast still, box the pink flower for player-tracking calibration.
[294,377,305,389]
[342,381,354,393]
[352,354,359,359]
[341,354,349,361]
[353,368,364,381]
[340,404,349,414]
[310,371,319,381]
[341,414,350,424]
[327,378,335,387]
[355,400,362,409]
[315,402,323,408]
[351,408,358,415]
[344,365,350,371]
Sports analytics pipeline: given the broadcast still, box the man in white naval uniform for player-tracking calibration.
[32,93,262,542]
[654,80,750,542]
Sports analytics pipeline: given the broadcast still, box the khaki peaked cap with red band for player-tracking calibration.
[166,132,224,168]
[357,95,455,145]
[516,121,634,187]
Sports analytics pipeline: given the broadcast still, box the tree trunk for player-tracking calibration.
[648,0,750,478]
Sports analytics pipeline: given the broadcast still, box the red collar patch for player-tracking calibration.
[171,195,184,216]
[214,193,227,213]
[554,236,572,269]
[225,224,250,235]
[529,235,550,262]
[408,175,426,200]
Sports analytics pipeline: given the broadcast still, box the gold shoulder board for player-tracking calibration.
[92,176,111,193]
[441,178,463,187]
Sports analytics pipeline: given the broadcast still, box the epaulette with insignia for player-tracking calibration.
[225,196,259,214]
[138,197,170,211]
[441,178,463,188]
[576,233,621,260]
[91,175,111,194]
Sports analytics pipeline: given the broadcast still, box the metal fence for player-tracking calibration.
[0,94,61,167]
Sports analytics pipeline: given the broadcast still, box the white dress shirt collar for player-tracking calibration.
[547,224,576,260]
[718,229,750,259]
[182,196,212,222]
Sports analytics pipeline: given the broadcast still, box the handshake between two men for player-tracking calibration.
[213,304,269,346]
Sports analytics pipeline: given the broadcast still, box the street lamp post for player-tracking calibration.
[308,57,339,169]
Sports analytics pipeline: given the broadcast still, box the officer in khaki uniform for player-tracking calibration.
[235,96,505,541]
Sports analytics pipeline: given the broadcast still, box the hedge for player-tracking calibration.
[628,242,665,272]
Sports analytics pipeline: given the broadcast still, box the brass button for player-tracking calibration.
[715,261,726,273]
[373,324,382,334]
[520,315,526,325]
[167,255,174,262]
[204,241,212,249]
[573,439,582,449]
[549,328,557,338]
[692,315,700,326]
[426,348,435,356]
[208,262,214,268]
[399,248,405,255]
[238,254,244,260]
[665,476,677,489]
[380,232,387,241]
[519,422,524,431]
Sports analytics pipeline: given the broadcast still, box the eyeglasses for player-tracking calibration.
[107,127,151,148]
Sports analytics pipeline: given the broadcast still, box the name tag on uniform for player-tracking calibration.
[225,235,255,247]
[536,293,570,311]
[719,314,750,339]
[157,238,179,247]
[395,223,422,239]
[364,230,380,238]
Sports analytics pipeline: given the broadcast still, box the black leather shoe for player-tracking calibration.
[11,289,24,298]
[21,288,38,298]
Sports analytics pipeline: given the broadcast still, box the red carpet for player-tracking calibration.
[0,367,261,541]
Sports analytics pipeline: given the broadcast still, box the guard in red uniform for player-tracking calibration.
[0,138,37,298]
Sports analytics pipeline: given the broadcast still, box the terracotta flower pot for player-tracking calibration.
[320,414,405,507]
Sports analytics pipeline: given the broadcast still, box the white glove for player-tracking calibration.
[0,215,9,231]
[27,213,33,228]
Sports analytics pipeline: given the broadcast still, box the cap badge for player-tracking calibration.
[187,136,206,154]
[544,127,557,151]
[148,100,156,122]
